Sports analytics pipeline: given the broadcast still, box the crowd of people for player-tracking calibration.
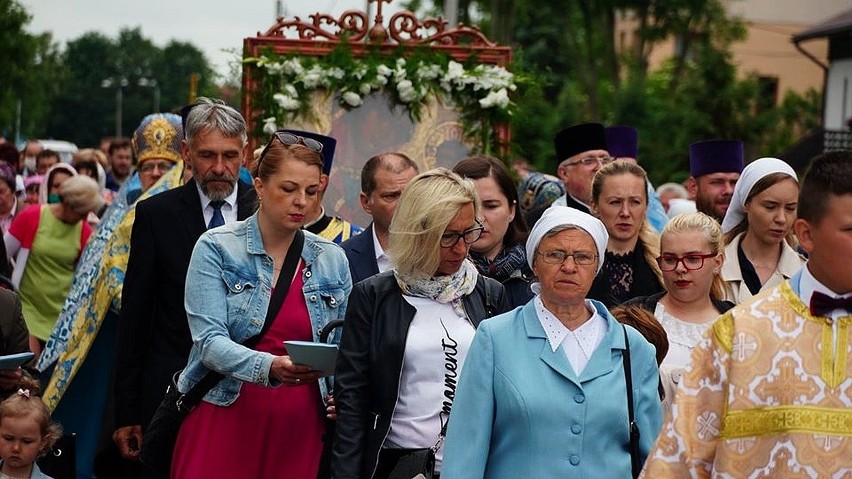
[0,99,849,479]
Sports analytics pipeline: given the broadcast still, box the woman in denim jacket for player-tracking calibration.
[171,134,352,478]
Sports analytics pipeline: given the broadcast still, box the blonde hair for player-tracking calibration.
[662,212,726,300]
[591,161,662,284]
[73,148,108,169]
[0,378,62,458]
[60,175,103,215]
[388,168,481,277]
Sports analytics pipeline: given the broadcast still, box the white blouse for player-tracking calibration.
[655,302,715,414]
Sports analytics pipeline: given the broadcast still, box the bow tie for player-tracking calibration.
[809,291,852,317]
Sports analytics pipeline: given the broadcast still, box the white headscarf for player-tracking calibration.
[720,157,797,234]
[526,205,609,273]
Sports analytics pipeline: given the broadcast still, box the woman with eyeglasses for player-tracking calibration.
[453,156,533,308]
[170,132,351,478]
[624,212,734,412]
[332,168,510,479]
[719,158,804,304]
[441,206,662,479]
[587,161,664,307]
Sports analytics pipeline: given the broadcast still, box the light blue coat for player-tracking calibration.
[442,299,662,479]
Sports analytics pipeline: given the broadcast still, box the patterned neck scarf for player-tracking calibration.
[395,259,478,318]
[469,243,530,283]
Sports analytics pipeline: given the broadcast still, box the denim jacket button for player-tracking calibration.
[305,271,312,278]
[235,283,242,291]
[330,297,336,305]
[310,295,317,302]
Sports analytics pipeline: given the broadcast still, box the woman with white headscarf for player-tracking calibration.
[720,157,805,304]
[442,206,662,479]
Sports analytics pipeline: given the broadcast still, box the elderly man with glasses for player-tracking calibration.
[526,123,613,227]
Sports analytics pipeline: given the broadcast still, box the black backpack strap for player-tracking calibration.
[178,230,305,411]
[621,324,642,478]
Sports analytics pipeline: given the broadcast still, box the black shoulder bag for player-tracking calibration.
[621,324,642,479]
[140,230,304,475]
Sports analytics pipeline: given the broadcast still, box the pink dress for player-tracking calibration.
[171,267,326,478]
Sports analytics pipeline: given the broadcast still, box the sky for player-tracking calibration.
[20,0,410,78]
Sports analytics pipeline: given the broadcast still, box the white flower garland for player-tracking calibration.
[250,53,517,134]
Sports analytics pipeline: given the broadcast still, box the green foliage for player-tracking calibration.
[246,44,522,155]
[425,0,821,184]
[46,27,216,147]
[0,0,63,141]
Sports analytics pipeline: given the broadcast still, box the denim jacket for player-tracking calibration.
[178,213,352,406]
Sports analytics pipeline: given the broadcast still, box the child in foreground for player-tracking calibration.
[0,379,61,479]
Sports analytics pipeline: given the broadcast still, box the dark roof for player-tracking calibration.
[793,7,852,42]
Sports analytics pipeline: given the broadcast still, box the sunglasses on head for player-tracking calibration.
[257,131,324,169]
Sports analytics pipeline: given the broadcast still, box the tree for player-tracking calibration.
[46,27,216,147]
[429,0,818,182]
[0,0,63,142]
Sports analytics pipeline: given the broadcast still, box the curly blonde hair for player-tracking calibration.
[0,377,63,458]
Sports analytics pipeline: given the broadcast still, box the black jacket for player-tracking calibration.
[332,271,510,479]
[623,291,735,315]
[340,223,379,285]
[114,179,256,429]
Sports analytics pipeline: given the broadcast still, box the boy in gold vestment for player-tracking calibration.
[642,150,852,478]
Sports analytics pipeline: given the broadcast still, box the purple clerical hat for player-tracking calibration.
[689,140,744,177]
[554,123,607,163]
[605,126,638,160]
[279,129,337,175]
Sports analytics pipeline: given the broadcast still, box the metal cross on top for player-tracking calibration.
[367,0,393,42]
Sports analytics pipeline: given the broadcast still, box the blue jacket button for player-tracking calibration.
[571,424,582,434]
[569,455,580,466]
[573,394,584,404]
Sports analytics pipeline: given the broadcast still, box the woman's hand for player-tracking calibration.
[270,355,323,386]
[325,395,337,420]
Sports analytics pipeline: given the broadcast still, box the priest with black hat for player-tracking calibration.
[552,122,613,214]
[686,139,744,223]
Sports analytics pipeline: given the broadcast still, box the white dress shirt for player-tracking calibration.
[371,227,392,274]
[196,182,239,227]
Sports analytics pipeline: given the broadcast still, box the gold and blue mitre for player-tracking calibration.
[132,113,183,165]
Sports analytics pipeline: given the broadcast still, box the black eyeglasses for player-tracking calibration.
[536,250,598,266]
[563,156,615,168]
[656,253,717,272]
[440,222,484,248]
[258,131,324,168]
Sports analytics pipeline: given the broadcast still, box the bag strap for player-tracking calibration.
[621,324,642,479]
[178,230,305,411]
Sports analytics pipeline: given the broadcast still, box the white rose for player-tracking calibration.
[273,93,300,111]
[342,91,363,107]
[397,80,417,103]
[478,88,510,109]
[282,58,304,76]
[262,117,278,135]
[300,71,322,89]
